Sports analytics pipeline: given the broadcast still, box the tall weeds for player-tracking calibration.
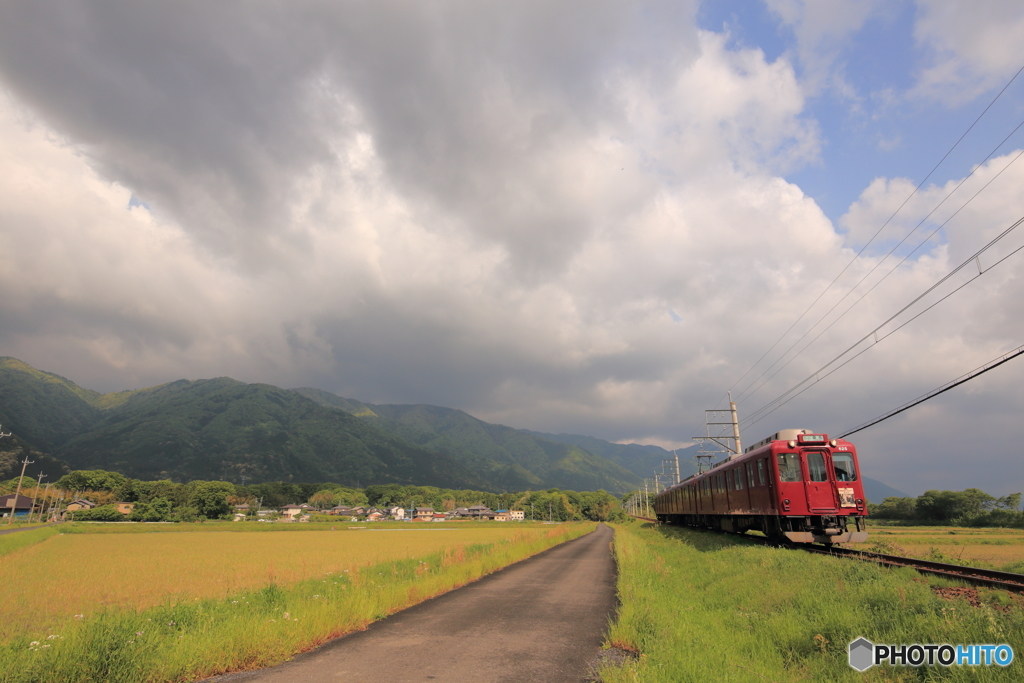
[603,522,1024,682]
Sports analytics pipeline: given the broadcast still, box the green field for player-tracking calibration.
[602,522,1023,682]
[0,521,595,682]
[855,525,1024,573]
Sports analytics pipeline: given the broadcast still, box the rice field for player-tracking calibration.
[0,523,575,641]
[853,525,1024,572]
[0,521,596,682]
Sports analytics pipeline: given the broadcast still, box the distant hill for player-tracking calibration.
[522,430,700,481]
[862,477,909,503]
[292,389,642,493]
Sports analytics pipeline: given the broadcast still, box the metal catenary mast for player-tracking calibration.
[691,392,743,472]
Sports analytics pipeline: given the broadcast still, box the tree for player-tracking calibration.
[996,493,1022,511]
[56,470,127,492]
[188,481,234,518]
[871,497,917,520]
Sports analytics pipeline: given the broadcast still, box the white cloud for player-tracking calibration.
[912,0,1024,102]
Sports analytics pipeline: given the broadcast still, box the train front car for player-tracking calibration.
[766,430,868,544]
[652,428,868,545]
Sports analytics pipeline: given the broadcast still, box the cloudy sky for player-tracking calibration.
[2,1,1024,496]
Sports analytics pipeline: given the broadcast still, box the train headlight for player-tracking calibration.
[830,439,837,447]
[855,498,864,507]
[788,440,796,447]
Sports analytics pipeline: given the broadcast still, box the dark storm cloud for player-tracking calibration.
[0,0,698,274]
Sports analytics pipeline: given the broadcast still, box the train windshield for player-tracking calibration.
[832,453,857,481]
[806,452,828,481]
[777,453,801,482]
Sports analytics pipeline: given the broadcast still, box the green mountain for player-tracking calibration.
[0,357,104,452]
[51,378,491,489]
[0,358,638,492]
[291,389,642,493]
[523,430,700,481]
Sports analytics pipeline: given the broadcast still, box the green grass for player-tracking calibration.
[0,523,595,682]
[0,525,60,558]
[602,522,1024,682]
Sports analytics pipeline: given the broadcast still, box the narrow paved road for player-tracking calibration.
[209,524,617,683]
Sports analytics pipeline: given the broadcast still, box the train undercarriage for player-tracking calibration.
[656,512,868,545]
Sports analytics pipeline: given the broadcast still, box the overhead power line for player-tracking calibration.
[741,212,1024,429]
[838,344,1024,438]
[725,61,1024,406]
[738,143,1024,406]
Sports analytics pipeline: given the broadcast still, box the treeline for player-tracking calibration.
[870,488,1023,527]
[42,470,626,523]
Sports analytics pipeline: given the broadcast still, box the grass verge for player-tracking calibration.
[601,522,1023,682]
[0,525,60,558]
[0,523,594,682]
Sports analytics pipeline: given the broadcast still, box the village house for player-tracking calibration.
[388,506,405,520]
[432,512,447,522]
[330,505,352,516]
[508,510,525,521]
[467,505,495,520]
[64,499,95,512]
[494,510,510,521]
[280,504,305,520]
[413,507,434,521]
[0,493,33,518]
[114,502,135,515]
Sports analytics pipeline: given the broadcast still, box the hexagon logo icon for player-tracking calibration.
[849,637,875,671]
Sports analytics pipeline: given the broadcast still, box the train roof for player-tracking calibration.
[742,428,815,453]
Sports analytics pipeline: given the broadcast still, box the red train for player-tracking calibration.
[653,429,868,544]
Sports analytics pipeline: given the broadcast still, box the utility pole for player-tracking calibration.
[729,391,743,456]
[40,483,53,522]
[643,480,649,517]
[28,472,45,523]
[673,449,681,484]
[7,454,33,525]
[692,391,743,471]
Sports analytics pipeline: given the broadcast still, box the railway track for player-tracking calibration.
[634,517,1024,593]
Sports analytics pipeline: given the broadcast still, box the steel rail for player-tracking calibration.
[798,543,1024,592]
[633,516,1024,593]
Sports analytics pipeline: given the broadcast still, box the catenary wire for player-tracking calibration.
[724,62,1024,407]
[838,344,1024,438]
[741,212,1024,428]
[737,142,1024,405]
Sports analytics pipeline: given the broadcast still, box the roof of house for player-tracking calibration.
[0,493,34,509]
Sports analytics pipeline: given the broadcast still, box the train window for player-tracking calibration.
[726,470,732,490]
[777,453,801,482]
[806,452,828,482]
[736,467,745,490]
[716,474,723,493]
[757,459,766,485]
[745,462,754,487]
[832,454,857,481]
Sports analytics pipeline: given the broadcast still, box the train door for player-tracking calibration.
[803,450,836,511]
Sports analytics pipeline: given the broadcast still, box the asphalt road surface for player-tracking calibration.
[208,523,617,683]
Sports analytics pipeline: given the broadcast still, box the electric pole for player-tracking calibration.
[7,454,33,525]
[28,471,45,523]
